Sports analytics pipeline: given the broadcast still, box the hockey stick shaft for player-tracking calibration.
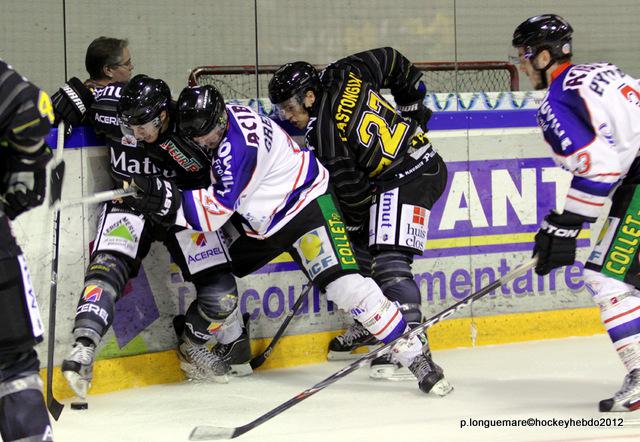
[54,188,136,211]
[189,257,537,440]
[46,122,65,420]
[250,283,313,369]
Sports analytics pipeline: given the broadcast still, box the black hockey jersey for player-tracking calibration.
[88,84,211,190]
[305,47,434,225]
[0,60,53,148]
[144,111,212,190]
[89,83,172,185]
[0,59,53,258]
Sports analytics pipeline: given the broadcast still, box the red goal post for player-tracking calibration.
[188,61,519,100]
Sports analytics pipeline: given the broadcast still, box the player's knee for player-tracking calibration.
[85,252,132,295]
[584,268,637,306]
[182,272,239,344]
[194,271,238,319]
[371,250,414,286]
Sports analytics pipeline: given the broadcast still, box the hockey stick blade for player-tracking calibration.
[47,396,64,421]
[189,258,537,440]
[190,426,237,441]
[250,283,312,369]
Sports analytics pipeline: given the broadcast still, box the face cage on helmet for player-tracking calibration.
[511,39,571,65]
[272,93,306,120]
[508,44,536,66]
[185,105,228,138]
[120,115,163,137]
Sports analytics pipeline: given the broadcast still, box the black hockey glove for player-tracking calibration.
[51,77,95,128]
[1,144,53,219]
[533,211,586,275]
[124,175,181,218]
[395,80,431,131]
[397,101,432,132]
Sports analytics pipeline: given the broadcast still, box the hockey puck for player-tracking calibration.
[70,402,88,410]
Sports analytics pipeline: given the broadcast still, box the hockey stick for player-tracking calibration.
[45,122,66,420]
[53,187,137,211]
[250,283,313,369]
[189,257,537,440]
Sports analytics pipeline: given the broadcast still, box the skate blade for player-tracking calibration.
[370,366,414,381]
[180,362,230,384]
[62,370,90,399]
[430,378,454,397]
[229,363,253,377]
[327,347,376,361]
[600,397,640,412]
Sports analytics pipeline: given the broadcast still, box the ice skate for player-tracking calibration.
[599,369,640,412]
[212,314,253,377]
[61,341,95,399]
[178,336,230,383]
[328,322,379,360]
[408,351,453,396]
[369,353,413,380]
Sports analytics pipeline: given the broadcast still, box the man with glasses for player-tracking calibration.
[84,37,133,90]
[51,37,133,133]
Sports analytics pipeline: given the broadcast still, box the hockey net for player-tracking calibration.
[188,61,519,100]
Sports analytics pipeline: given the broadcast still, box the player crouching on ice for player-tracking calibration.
[513,15,640,412]
[171,84,452,396]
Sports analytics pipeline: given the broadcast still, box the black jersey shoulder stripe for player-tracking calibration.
[0,82,30,121]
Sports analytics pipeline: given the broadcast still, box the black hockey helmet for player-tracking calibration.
[118,74,171,127]
[177,85,227,138]
[512,14,573,61]
[268,61,320,105]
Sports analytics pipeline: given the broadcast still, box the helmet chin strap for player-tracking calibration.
[533,52,556,90]
[300,88,319,114]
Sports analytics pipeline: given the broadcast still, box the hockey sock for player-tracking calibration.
[599,292,640,372]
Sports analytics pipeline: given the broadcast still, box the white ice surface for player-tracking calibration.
[53,334,640,442]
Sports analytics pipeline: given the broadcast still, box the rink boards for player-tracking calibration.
[13,91,606,398]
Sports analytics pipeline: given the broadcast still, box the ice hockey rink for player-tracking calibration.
[53,334,640,442]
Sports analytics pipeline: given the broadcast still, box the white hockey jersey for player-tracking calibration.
[539,62,640,220]
[180,105,329,238]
